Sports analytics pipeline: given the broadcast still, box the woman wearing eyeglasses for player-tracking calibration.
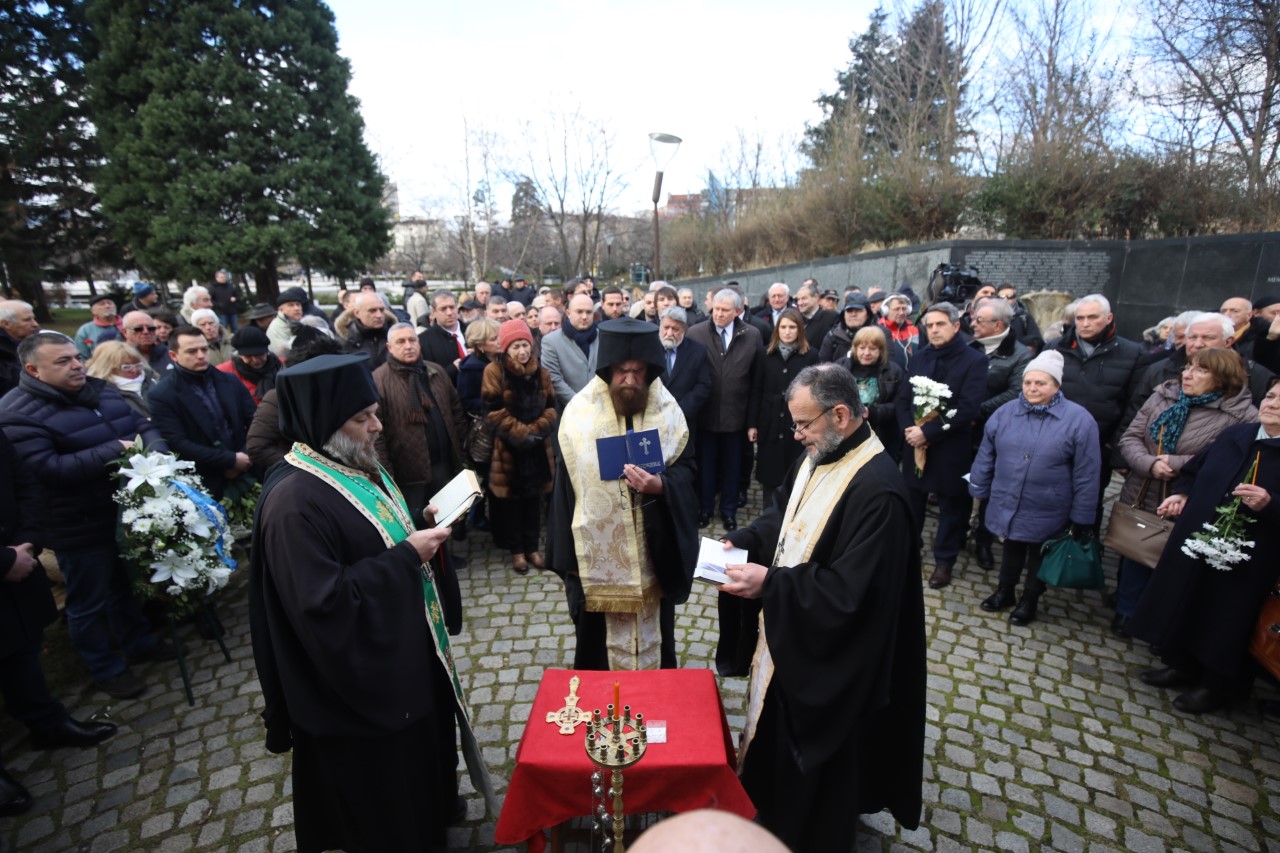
[85,341,153,418]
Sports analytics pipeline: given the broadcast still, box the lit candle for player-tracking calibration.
[613,681,620,720]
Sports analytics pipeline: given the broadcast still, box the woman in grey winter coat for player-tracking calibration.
[969,350,1101,626]
[1110,348,1257,636]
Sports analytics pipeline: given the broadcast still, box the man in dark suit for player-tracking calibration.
[658,307,711,431]
[417,290,468,383]
[796,280,838,349]
[685,289,763,531]
[753,283,793,333]
[149,326,258,500]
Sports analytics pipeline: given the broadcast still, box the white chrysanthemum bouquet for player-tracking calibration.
[1180,454,1259,572]
[908,376,957,475]
[114,443,237,615]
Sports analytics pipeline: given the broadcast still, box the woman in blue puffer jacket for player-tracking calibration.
[968,350,1101,626]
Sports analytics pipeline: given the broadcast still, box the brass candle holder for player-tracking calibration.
[585,703,647,852]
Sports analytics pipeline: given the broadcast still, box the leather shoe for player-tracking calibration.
[1173,686,1228,714]
[525,551,545,569]
[981,586,1016,611]
[975,541,995,570]
[511,553,529,575]
[1110,613,1132,639]
[0,768,31,817]
[30,716,118,750]
[697,513,712,528]
[927,563,953,589]
[1139,666,1197,688]
[1009,592,1040,625]
[721,515,738,532]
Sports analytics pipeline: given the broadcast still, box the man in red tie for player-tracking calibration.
[417,290,468,383]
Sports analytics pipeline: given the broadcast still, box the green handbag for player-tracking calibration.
[1037,532,1104,589]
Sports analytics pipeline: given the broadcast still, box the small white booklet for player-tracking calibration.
[428,469,483,529]
[693,536,747,585]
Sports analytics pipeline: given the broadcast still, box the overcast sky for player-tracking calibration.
[325,0,881,219]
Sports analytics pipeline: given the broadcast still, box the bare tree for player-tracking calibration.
[516,107,627,279]
[1140,0,1280,224]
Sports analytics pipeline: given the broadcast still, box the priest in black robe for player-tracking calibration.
[546,318,700,669]
[720,363,926,851]
[248,353,494,853]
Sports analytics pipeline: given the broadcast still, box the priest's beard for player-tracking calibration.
[323,430,380,474]
[610,383,649,418]
[806,422,845,464]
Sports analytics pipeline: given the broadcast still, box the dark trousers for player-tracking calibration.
[974,498,993,546]
[998,540,1048,596]
[56,544,157,681]
[715,593,761,677]
[906,487,970,564]
[1115,555,1152,618]
[489,494,541,554]
[0,633,66,731]
[697,429,743,518]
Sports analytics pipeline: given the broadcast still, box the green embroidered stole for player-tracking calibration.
[285,443,498,815]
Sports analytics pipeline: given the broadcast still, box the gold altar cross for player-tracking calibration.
[545,675,593,734]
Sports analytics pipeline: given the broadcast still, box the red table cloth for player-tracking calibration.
[494,668,755,849]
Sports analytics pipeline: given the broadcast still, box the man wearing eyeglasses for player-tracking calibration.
[967,297,1032,569]
[121,310,173,374]
[717,363,924,852]
[546,318,699,670]
[0,332,173,700]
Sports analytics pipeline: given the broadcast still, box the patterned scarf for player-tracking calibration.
[1149,388,1224,453]
[1019,389,1063,416]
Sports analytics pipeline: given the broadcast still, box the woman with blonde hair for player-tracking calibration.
[85,341,151,418]
[836,326,907,461]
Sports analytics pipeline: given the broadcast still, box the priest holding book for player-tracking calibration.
[547,318,700,670]
[249,353,495,853]
[718,363,925,851]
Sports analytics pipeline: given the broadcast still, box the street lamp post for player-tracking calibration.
[648,132,682,280]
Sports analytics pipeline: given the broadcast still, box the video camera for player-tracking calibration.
[925,263,983,307]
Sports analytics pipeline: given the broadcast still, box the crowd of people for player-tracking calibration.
[0,270,1278,849]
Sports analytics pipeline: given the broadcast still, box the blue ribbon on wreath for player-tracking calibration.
[169,480,238,570]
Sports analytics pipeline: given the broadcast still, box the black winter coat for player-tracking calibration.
[0,330,20,396]
[1130,425,1280,680]
[976,334,1033,420]
[0,430,57,657]
[754,347,820,487]
[897,335,988,496]
[1052,324,1145,446]
[838,357,907,462]
[0,375,164,550]
[148,367,257,500]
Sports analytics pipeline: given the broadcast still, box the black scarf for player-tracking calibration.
[563,321,599,357]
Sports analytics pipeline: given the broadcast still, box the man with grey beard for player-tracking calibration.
[717,363,924,851]
[250,353,495,853]
[657,306,710,430]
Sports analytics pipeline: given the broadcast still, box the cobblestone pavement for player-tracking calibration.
[3,483,1279,852]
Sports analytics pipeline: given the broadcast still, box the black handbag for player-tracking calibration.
[1103,477,1172,569]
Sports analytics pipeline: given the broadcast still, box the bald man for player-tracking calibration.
[1224,295,1280,374]
[344,292,390,367]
